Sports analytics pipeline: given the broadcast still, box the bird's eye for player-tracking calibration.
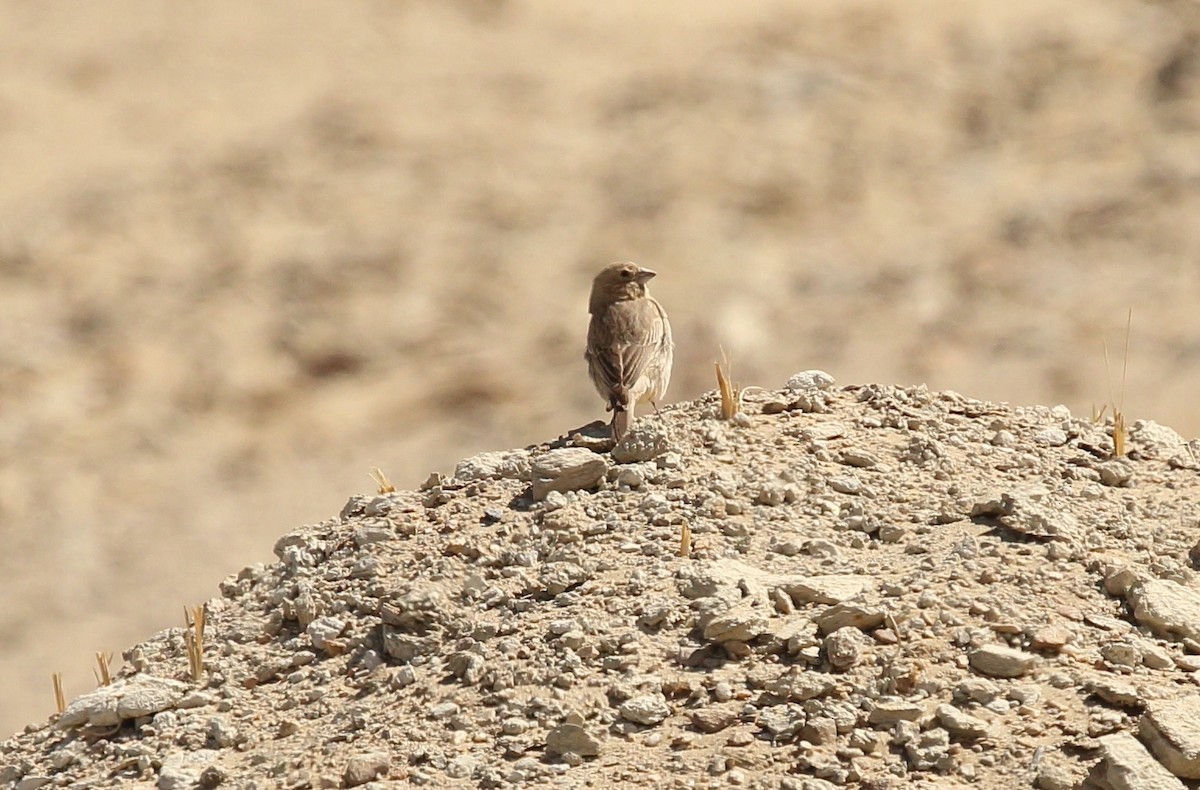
[620,269,633,279]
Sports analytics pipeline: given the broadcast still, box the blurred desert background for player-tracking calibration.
[2,0,1200,735]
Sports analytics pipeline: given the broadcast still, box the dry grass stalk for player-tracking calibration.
[369,466,395,494]
[93,652,114,686]
[52,672,66,714]
[184,605,206,682]
[1102,309,1132,457]
[678,519,692,558]
[715,347,742,420]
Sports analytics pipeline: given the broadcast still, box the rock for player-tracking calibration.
[1030,625,1071,652]
[785,370,836,391]
[868,698,923,725]
[58,675,188,730]
[934,703,990,739]
[157,756,204,790]
[1101,640,1143,668]
[1141,697,1200,779]
[1085,676,1143,708]
[823,627,864,670]
[904,728,950,771]
[968,644,1038,678]
[1100,732,1185,790]
[530,448,607,500]
[539,561,589,595]
[764,669,837,702]
[1098,461,1134,487]
[344,752,390,787]
[814,603,885,634]
[677,560,771,599]
[1128,580,1200,642]
[970,492,1079,541]
[306,615,346,651]
[453,450,531,482]
[1035,751,1087,790]
[1129,420,1187,459]
[619,695,671,726]
[703,604,770,644]
[690,706,739,734]
[546,723,602,757]
[612,421,671,463]
[777,575,874,605]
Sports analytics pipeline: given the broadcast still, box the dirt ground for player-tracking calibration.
[2,0,1199,737]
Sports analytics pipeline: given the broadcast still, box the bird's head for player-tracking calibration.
[589,262,657,312]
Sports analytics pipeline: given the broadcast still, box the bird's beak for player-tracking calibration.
[635,268,657,283]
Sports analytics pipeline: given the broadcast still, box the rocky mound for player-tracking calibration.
[6,375,1200,789]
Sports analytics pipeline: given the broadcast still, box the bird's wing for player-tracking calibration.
[613,300,667,394]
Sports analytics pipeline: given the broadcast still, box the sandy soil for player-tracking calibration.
[2,0,1199,736]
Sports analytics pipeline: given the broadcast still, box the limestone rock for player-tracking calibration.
[453,450,532,482]
[1128,580,1200,642]
[968,644,1038,678]
[1100,732,1185,790]
[1141,697,1200,779]
[58,676,188,730]
[619,695,671,726]
[777,575,874,606]
[612,421,671,463]
[546,723,602,757]
[530,448,607,500]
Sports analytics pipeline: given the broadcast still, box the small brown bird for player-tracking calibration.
[585,261,674,441]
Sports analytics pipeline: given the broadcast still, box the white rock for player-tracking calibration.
[453,450,531,482]
[58,676,189,729]
[530,448,607,500]
[1129,420,1188,459]
[619,694,671,725]
[785,370,836,391]
[1129,580,1200,641]
[968,644,1038,678]
[703,604,770,643]
[612,421,671,463]
[1100,732,1185,790]
[935,703,990,739]
[1141,697,1200,779]
[777,575,874,605]
[307,616,346,651]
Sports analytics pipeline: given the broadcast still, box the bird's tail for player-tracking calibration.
[611,407,631,442]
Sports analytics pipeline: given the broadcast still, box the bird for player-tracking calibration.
[585,261,674,441]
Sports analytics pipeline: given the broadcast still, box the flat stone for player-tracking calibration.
[690,705,739,734]
[530,448,607,500]
[1100,732,1185,790]
[1141,697,1200,779]
[58,675,189,730]
[1030,625,1072,652]
[777,575,874,605]
[814,603,885,635]
[968,644,1038,678]
[935,703,990,739]
[868,698,923,725]
[703,604,770,643]
[1128,580,1200,642]
[546,723,602,757]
